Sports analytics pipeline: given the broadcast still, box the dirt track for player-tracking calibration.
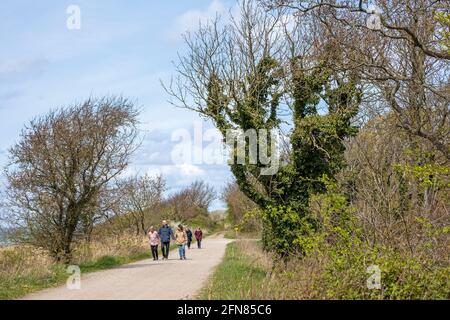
[22,235,232,300]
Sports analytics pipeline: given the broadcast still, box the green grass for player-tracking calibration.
[223,230,237,239]
[0,264,68,300]
[198,242,267,300]
[79,251,151,273]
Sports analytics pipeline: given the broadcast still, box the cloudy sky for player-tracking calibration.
[0,0,237,210]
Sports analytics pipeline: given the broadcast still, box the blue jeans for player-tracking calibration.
[178,244,186,259]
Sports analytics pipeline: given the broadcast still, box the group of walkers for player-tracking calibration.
[147,220,203,260]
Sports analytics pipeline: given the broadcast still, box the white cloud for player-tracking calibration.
[146,163,204,178]
[177,163,205,176]
[165,0,226,43]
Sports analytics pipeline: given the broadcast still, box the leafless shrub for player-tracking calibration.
[165,181,216,220]
[222,182,262,232]
[116,174,166,235]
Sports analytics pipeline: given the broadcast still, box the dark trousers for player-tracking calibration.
[197,239,202,249]
[161,241,170,258]
[187,240,192,249]
[150,245,159,260]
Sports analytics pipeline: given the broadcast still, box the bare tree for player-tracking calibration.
[166,181,216,220]
[262,0,449,60]
[262,0,450,160]
[341,113,450,260]
[222,181,261,231]
[117,174,166,235]
[2,97,139,262]
[185,180,216,210]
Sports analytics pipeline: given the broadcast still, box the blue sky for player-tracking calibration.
[0,0,237,210]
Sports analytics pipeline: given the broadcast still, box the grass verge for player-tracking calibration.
[198,241,268,300]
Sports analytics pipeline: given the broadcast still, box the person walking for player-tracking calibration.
[158,220,174,260]
[194,227,203,249]
[175,224,187,260]
[186,228,193,249]
[147,226,160,261]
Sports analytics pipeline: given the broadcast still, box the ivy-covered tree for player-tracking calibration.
[165,0,361,256]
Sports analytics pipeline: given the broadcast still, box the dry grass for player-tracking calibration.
[198,240,268,300]
[71,234,148,265]
[0,245,54,279]
[199,239,320,300]
[222,240,326,300]
[234,240,272,270]
[199,239,316,300]
[0,233,149,276]
[0,233,150,299]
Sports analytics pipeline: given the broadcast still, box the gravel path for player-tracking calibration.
[22,234,232,300]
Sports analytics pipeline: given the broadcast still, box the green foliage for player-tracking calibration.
[260,205,311,257]
[300,185,450,299]
[394,162,450,188]
[205,55,361,256]
[314,242,450,300]
[435,11,450,53]
[233,208,263,232]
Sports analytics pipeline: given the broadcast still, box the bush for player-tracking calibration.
[182,214,222,234]
[230,178,450,300]
[277,184,450,299]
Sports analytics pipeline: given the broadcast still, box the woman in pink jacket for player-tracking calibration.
[147,226,160,261]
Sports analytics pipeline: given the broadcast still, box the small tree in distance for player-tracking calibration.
[166,180,216,221]
[117,174,166,235]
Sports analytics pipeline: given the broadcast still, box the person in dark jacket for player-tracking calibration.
[158,220,175,260]
[186,228,193,249]
[194,227,203,249]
